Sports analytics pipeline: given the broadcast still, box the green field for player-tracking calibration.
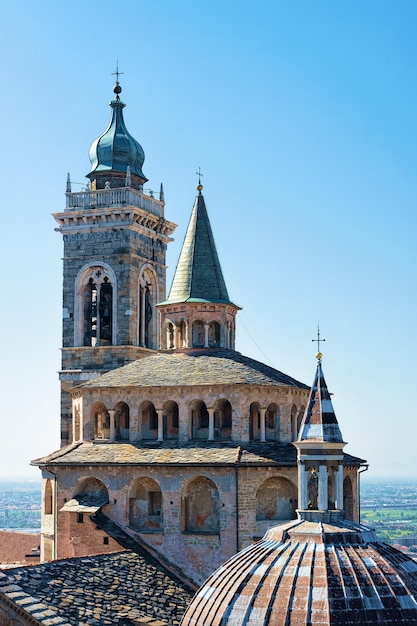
[361,508,417,546]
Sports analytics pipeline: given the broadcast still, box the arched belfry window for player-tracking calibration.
[138,266,158,349]
[84,276,113,346]
[192,320,205,347]
[75,264,117,347]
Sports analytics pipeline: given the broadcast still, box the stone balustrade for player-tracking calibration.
[66,188,164,217]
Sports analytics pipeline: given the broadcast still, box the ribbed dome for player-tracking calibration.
[87,84,147,184]
[181,519,417,625]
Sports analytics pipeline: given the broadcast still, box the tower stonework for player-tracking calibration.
[53,83,176,446]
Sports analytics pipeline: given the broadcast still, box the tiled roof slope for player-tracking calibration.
[299,360,344,443]
[0,531,40,567]
[181,519,417,625]
[0,549,193,626]
[32,441,365,468]
[164,191,231,305]
[91,512,196,591]
[79,349,309,389]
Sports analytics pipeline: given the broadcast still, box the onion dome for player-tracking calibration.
[181,519,417,625]
[87,81,147,189]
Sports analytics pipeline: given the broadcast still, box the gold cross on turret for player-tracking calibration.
[312,324,325,360]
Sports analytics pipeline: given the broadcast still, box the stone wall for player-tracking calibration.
[49,463,303,584]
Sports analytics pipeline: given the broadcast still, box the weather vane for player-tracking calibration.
[312,323,325,359]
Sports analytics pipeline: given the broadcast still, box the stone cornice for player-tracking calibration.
[53,205,176,243]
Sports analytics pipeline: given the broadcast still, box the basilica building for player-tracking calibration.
[32,80,365,586]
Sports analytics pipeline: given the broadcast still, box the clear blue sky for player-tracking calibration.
[0,0,416,480]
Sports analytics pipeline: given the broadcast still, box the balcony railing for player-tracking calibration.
[65,187,163,217]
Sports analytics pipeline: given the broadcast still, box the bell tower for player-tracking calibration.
[53,79,176,446]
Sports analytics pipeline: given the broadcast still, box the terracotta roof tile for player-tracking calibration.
[182,519,417,625]
[0,531,40,567]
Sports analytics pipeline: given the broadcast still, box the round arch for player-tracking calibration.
[214,398,232,439]
[44,479,53,515]
[256,477,297,521]
[192,320,205,347]
[208,321,220,347]
[163,400,179,440]
[128,477,163,532]
[114,401,130,440]
[291,404,298,440]
[91,401,110,440]
[138,264,159,349]
[73,477,109,504]
[265,403,279,441]
[182,476,220,533]
[190,399,209,440]
[74,261,118,347]
[140,400,158,440]
[249,402,261,440]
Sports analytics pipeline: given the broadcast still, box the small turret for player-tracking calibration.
[294,351,346,522]
[157,181,240,351]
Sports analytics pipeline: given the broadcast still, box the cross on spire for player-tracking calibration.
[312,323,325,358]
[196,167,203,185]
[112,62,124,84]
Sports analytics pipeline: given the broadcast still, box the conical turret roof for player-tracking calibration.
[166,188,233,305]
[298,359,344,443]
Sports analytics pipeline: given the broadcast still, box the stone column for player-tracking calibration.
[166,325,171,350]
[129,406,139,442]
[109,409,116,442]
[97,412,103,439]
[208,409,215,441]
[157,410,164,441]
[219,323,225,348]
[175,323,181,349]
[260,408,266,443]
[299,463,308,510]
[335,464,344,510]
[204,323,209,348]
[178,400,188,442]
[186,319,193,348]
[318,464,328,510]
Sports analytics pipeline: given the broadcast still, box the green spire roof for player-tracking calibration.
[166,189,232,304]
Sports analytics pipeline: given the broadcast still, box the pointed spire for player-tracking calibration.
[298,356,344,443]
[66,173,71,193]
[166,185,232,304]
[159,183,165,204]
